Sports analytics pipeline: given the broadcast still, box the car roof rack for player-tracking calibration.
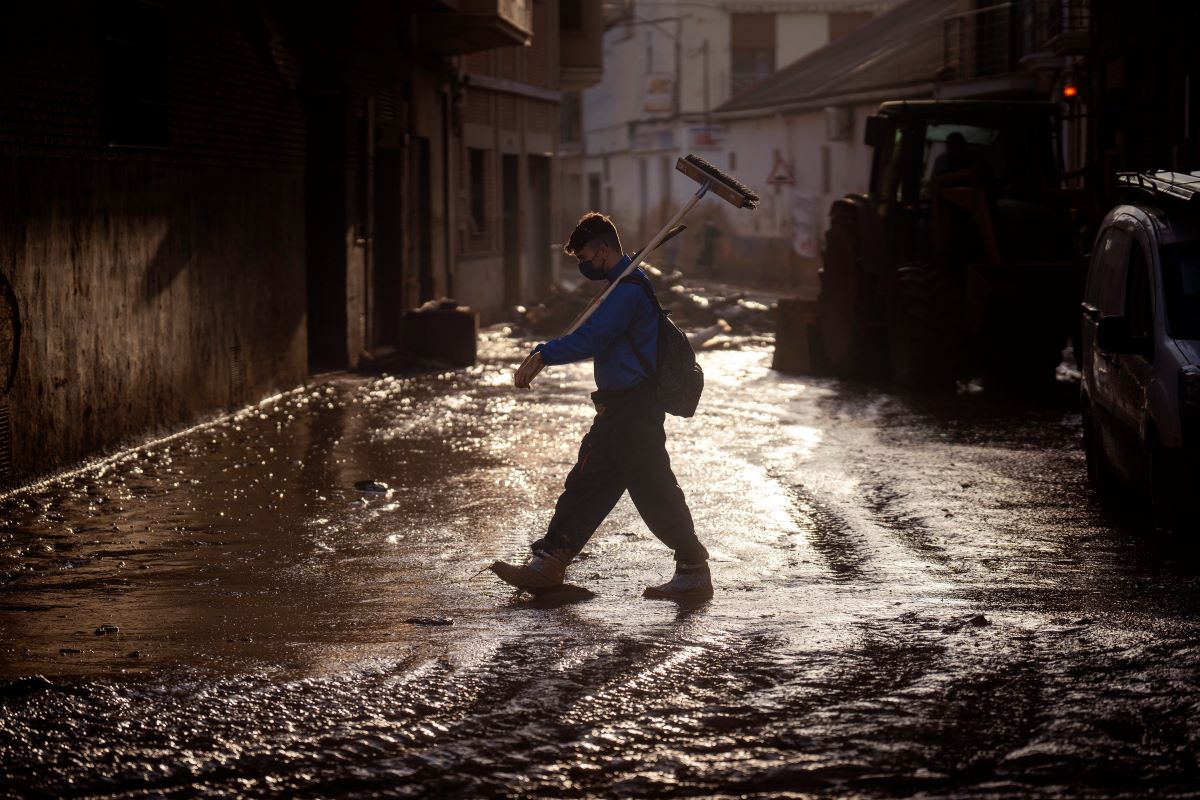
[1117,171,1200,203]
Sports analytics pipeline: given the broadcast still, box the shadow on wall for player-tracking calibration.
[0,271,20,396]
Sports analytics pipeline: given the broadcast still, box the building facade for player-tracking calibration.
[452,0,604,316]
[0,0,602,485]
[578,0,893,275]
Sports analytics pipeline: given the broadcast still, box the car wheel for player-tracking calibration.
[1083,403,1115,493]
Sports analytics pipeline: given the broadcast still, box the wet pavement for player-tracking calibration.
[2,325,1200,798]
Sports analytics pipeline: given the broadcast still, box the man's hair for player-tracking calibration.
[564,212,621,256]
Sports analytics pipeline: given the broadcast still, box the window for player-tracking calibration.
[587,174,601,210]
[560,0,584,33]
[730,13,775,96]
[638,158,648,223]
[1125,241,1153,347]
[660,155,671,216]
[560,92,582,145]
[1088,227,1130,316]
[1160,240,1200,340]
[103,0,168,147]
[468,148,488,233]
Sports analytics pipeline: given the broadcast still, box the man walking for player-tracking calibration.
[492,212,712,602]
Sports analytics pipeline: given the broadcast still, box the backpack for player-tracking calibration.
[620,275,704,418]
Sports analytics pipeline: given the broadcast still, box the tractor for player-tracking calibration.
[819,100,1083,387]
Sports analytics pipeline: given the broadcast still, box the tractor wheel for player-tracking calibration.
[819,205,873,376]
[889,263,959,389]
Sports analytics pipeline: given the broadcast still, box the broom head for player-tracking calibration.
[676,154,760,210]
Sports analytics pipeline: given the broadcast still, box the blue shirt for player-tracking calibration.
[535,255,658,391]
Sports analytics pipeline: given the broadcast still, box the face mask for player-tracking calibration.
[577,248,607,280]
[577,260,607,280]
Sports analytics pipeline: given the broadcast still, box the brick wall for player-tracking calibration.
[0,1,308,482]
[463,90,493,126]
[498,95,519,131]
[524,0,555,89]
[526,100,555,136]
[496,45,522,81]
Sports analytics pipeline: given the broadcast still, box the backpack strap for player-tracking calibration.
[619,273,661,309]
[618,274,659,378]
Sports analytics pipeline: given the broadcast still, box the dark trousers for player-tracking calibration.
[532,382,708,565]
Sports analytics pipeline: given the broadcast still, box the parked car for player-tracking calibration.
[1080,171,1200,529]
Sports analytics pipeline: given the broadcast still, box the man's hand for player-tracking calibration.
[515,351,545,389]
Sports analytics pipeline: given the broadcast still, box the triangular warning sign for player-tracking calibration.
[766,155,795,185]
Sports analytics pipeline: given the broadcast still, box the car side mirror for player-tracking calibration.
[1097,315,1151,357]
[863,115,889,148]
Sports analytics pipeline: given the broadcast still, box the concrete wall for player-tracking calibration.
[1,159,307,477]
[0,2,307,482]
[578,0,892,280]
[698,101,880,289]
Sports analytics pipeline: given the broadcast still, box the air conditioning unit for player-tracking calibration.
[825,106,853,142]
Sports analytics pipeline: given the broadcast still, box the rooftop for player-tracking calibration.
[713,0,956,118]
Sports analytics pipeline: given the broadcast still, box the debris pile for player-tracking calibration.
[510,263,774,343]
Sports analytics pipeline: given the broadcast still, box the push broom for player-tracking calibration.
[518,154,759,384]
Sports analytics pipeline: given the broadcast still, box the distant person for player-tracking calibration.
[926,131,984,188]
[700,216,720,274]
[492,212,712,602]
[932,131,973,179]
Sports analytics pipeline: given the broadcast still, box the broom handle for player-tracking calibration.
[561,183,709,337]
[517,182,710,387]
[557,223,688,335]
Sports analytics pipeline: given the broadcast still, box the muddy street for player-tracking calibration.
[2,329,1199,798]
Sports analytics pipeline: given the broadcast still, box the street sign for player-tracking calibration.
[643,74,674,114]
[767,154,795,186]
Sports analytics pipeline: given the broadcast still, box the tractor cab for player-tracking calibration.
[821,100,1083,386]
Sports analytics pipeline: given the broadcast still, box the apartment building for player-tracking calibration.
[579,0,894,267]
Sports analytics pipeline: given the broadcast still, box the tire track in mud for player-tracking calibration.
[775,478,868,582]
[861,479,958,568]
[0,618,1051,799]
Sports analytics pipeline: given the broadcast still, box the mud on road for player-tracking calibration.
[2,330,1199,798]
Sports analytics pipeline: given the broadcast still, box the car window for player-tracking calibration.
[1160,240,1200,340]
[1087,226,1130,315]
[1125,241,1153,344]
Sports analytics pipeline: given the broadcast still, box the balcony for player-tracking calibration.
[418,0,534,55]
[559,0,603,90]
[942,3,1018,82]
[940,1,1089,83]
[1031,0,1090,55]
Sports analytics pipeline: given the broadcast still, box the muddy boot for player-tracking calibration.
[643,562,713,602]
[490,550,570,591]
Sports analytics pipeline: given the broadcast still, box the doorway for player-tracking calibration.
[527,154,551,294]
[410,136,434,303]
[305,88,349,370]
[502,153,520,308]
[373,143,404,348]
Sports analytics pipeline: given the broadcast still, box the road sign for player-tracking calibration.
[767,154,795,186]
